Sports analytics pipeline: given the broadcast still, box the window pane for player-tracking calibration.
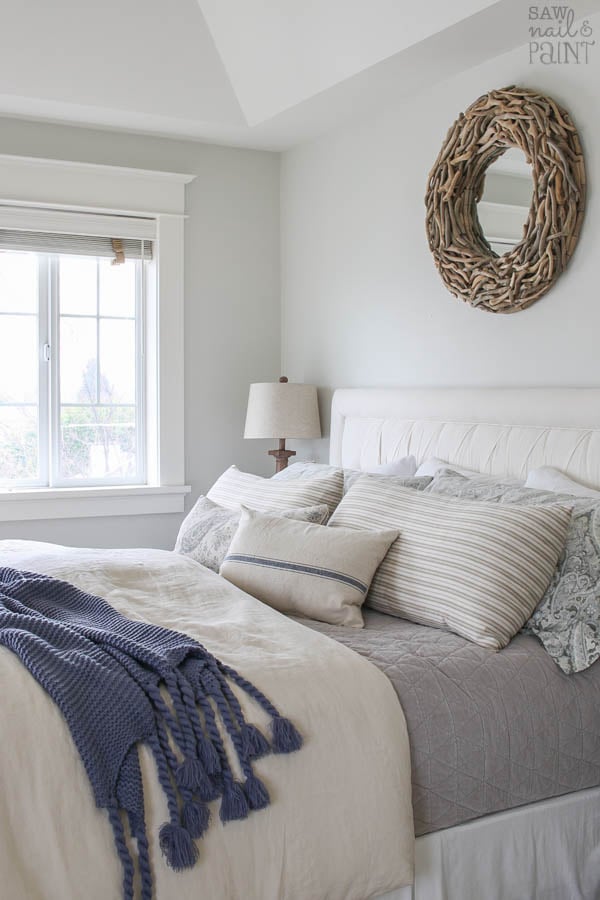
[0,315,38,403]
[99,319,135,403]
[0,253,40,485]
[0,251,38,313]
[59,405,137,480]
[59,256,97,315]
[99,259,136,318]
[0,405,38,483]
[60,317,97,403]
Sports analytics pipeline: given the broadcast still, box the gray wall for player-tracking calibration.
[5,23,599,545]
[0,119,281,548]
[281,22,600,462]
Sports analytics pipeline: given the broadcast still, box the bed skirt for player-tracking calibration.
[377,786,600,900]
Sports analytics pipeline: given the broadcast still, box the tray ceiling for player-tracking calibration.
[0,0,598,150]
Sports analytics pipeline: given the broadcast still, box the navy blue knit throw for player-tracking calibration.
[0,567,302,900]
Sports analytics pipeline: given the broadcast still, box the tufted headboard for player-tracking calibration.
[329,388,600,490]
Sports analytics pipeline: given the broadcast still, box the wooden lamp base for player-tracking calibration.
[268,439,296,473]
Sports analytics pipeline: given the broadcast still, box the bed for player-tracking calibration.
[326,386,600,900]
[1,386,600,900]
[0,542,413,900]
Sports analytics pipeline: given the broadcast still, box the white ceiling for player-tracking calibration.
[198,0,499,125]
[0,0,246,142]
[0,0,599,151]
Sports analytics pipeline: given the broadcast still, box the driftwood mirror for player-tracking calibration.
[425,86,586,314]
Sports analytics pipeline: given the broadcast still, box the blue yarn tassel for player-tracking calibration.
[175,756,220,801]
[158,822,199,871]
[182,800,210,839]
[196,771,222,803]
[197,735,221,775]
[219,781,249,823]
[243,774,270,811]
[208,772,224,798]
[176,757,204,791]
[271,715,303,754]
[241,723,271,760]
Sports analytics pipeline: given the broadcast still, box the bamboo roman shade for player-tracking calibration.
[0,206,155,261]
[0,230,152,259]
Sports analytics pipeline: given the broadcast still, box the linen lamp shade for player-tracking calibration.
[244,378,321,472]
[244,381,321,440]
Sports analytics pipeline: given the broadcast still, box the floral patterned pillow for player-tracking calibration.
[175,496,329,573]
[426,469,600,674]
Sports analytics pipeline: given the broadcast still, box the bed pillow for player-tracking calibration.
[272,461,341,480]
[329,476,571,650]
[415,457,480,478]
[220,508,398,628]
[175,496,329,572]
[274,459,426,494]
[366,457,417,476]
[207,465,344,517]
[342,471,432,493]
[274,457,416,478]
[427,468,600,673]
[525,466,600,499]
[424,468,523,500]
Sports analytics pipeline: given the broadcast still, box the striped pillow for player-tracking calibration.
[329,477,572,649]
[207,465,343,517]
[220,508,398,627]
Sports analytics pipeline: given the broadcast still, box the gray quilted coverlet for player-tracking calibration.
[299,611,600,835]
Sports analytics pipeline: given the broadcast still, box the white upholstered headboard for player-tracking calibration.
[329,388,600,490]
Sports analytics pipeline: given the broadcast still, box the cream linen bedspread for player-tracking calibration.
[0,540,413,900]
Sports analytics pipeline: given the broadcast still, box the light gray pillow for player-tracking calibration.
[424,468,523,500]
[426,469,600,674]
[273,460,430,495]
[271,461,340,480]
[175,496,329,572]
[220,508,398,627]
[414,457,480,478]
[342,471,432,494]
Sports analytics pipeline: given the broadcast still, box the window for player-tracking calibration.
[0,235,150,488]
[0,156,191,522]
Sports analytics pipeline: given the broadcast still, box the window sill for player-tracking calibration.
[0,485,191,522]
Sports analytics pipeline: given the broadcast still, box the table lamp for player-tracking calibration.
[244,376,321,472]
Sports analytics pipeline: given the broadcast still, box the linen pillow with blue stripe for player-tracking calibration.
[220,508,398,628]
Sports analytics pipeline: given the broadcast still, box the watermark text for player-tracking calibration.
[529,6,595,63]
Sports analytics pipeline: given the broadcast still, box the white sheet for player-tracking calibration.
[0,540,413,900]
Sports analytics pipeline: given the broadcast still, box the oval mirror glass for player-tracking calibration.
[477,148,534,255]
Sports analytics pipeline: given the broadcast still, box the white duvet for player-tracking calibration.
[0,541,413,900]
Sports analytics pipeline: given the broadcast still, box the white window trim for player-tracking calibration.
[0,154,195,522]
[0,485,190,521]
